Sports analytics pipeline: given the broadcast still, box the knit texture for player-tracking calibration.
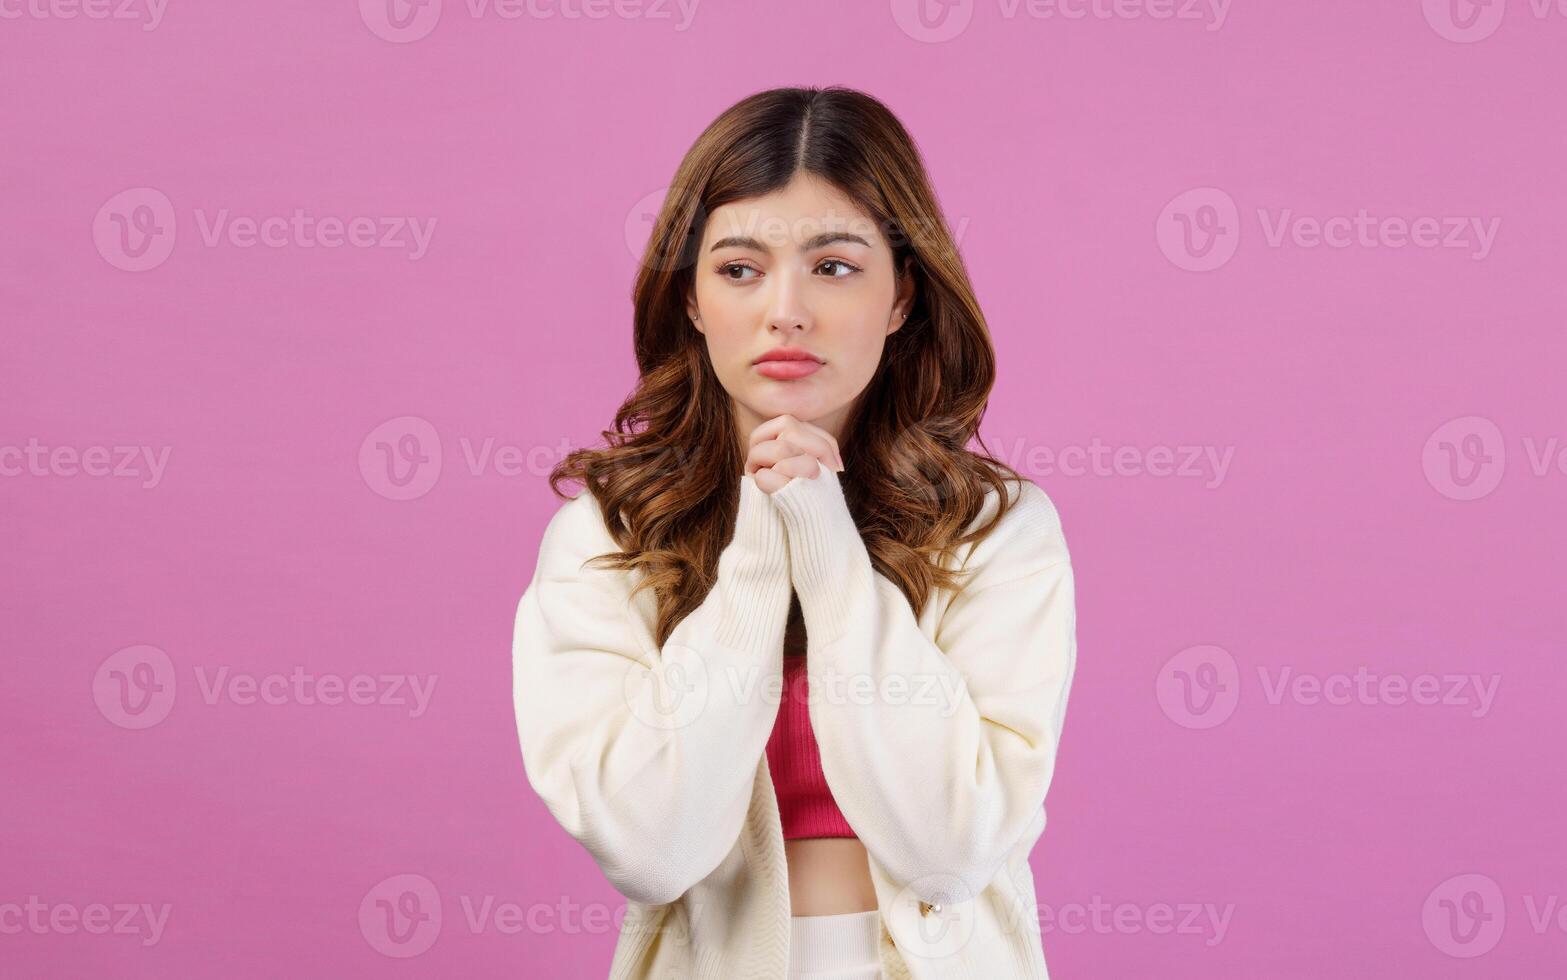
[514,471,793,907]
[514,464,1077,979]
[769,464,1075,907]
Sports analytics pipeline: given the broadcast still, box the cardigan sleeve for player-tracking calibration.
[513,473,793,906]
[768,465,1077,907]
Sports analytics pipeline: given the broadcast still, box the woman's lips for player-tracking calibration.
[754,359,823,380]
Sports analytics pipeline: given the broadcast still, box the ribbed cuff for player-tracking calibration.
[768,465,875,645]
[710,472,794,653]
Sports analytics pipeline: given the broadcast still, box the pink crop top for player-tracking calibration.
[764,599,857,840]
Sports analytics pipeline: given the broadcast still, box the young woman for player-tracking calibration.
[514,86,1077,979]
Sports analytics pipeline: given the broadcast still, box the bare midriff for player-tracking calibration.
[786,837,879,915]
[782,595,879,917]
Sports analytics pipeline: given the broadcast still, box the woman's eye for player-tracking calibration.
[718,260,857,280]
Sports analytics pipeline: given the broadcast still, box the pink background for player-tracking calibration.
[4,1,1564,976]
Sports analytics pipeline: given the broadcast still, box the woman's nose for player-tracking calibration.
[765,269,812,333]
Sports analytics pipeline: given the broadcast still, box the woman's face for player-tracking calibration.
[686,172,914,451]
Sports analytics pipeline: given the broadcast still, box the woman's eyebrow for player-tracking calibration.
[708,231,874,252]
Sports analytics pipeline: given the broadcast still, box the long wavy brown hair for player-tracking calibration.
[549,85,1026,647]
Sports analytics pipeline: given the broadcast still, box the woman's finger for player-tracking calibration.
[744,436,808,475]
[782,418,844,471]
[770,452,821,480]
[750,414,842,471]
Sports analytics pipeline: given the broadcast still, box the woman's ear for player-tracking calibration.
[685,290,704,333]
[892,254,917,328]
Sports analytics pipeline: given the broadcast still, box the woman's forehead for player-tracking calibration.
[705,201,886,253]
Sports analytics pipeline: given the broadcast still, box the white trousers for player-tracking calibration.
[786,909,883,979]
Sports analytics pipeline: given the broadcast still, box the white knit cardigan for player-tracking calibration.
[513,464,1077,978]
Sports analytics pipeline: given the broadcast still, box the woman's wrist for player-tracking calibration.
[768,465,875,645]
[707,472,794,653]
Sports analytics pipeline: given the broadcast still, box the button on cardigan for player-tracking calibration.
[513,464,1077,979]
